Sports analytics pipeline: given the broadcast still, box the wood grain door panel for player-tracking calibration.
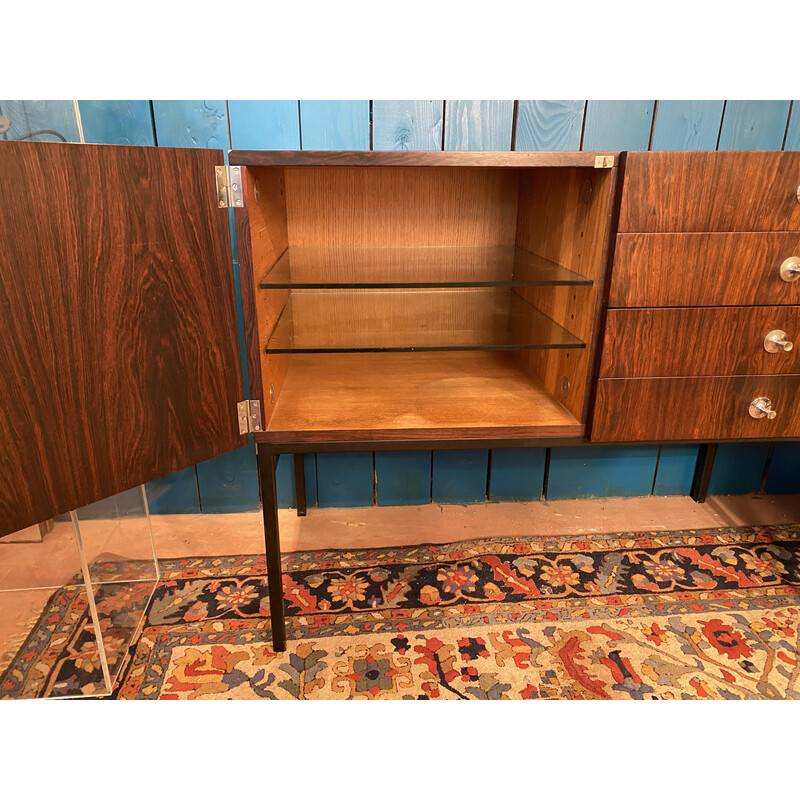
[600,307,800,378]
[619,152,800,233]
[591,376,800,442]
[610,232,800,307]
[0,141,244,535]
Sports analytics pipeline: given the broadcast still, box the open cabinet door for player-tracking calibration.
[0,141,246,535]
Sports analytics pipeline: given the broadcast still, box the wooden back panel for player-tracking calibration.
[0,141,244,535]
[283,167,520,247]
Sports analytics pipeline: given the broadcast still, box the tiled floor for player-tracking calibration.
[2,493,799,678]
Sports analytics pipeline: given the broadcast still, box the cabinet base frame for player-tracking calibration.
[256,435,795,650]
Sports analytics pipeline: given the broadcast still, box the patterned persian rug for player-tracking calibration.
[3,524,800,699]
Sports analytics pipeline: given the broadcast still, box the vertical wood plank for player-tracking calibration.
[650,101,725,151]
[317,453,374,507]
[276,454,318,509]
[707,443,772,496]
[582,100,655,150]
[652,445,701,496]
[151,100,230,150]
[709,103,791,497]
[0,100,81,142]
[375,451,432,506]
[444,100,514,150]
[546,446,659,500]
[763,443,800,494]
[432,451,489,504]
[152,100,259,513]
[227,101,300,150]
[717,100,792,150]
[298,101,370,150]
[489,449,546,502]
[372,101,443,150]
[784,102,800,150]
[78,101,155,146]
[514,101,584,151]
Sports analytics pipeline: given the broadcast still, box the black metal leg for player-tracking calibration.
[294,454,307,517]
[259,450,286,651]
[690,443,718,503]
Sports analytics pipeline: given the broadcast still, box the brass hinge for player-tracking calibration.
[593,155,615,169]
[237,400,262,434]
[215,165,244,208]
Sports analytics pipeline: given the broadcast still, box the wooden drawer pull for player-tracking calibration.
[749,397,777,420]
[780,257,800,282]
[763,329,794,353]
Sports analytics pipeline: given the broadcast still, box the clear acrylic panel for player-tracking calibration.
[72,486,159,697]
[0,485,158,699]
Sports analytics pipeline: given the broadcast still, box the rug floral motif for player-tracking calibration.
[3,525,800,699]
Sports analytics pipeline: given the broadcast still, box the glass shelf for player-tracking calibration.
[258,245,592,289]
[266,288,585,354]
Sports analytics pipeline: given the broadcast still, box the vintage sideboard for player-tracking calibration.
[1,143,798,649]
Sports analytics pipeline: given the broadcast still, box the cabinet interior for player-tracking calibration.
[243,164,613,442]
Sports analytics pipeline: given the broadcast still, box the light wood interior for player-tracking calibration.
[244,163,614,442]
[264,351,582,442]
[283,167,519,246]
[513,168,613,421]
[244,166,289,427]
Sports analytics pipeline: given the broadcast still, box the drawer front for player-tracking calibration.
[619,151,800,233]
[591,376,800,442]
[600,307,800,378]
[610,232,800,307]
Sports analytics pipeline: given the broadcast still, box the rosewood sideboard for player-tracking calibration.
[1,143,798,649]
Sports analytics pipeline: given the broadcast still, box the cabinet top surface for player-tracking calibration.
[229,150,621,168]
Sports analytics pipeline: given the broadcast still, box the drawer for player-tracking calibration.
[590,375,800,442]
[600,307,800,378]
[619,151,800,233]
[610,232,800,307]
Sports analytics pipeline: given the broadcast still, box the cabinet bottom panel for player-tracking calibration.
[591,376,800,442]
[261,351,583,443]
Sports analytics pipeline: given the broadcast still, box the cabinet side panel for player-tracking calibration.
[513,167,615,421]
[244,167,290,426]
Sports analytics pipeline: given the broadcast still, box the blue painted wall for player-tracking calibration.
[3,99,798,513]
